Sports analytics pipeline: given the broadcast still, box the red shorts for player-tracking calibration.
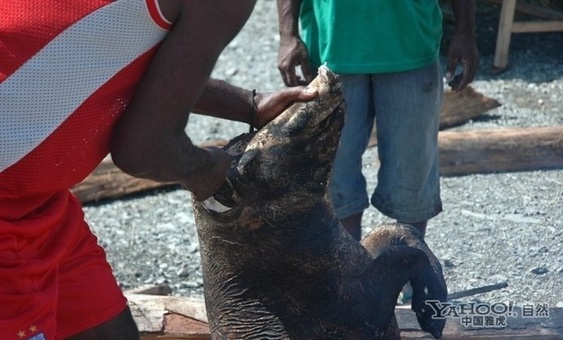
[0,191,127,339]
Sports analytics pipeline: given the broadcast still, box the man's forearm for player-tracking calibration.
[277,0,301,38]
[192,79,255,125]
[111,0,254,183]
[451,0,475,36]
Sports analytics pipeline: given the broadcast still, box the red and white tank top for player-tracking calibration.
[0,0,171,217]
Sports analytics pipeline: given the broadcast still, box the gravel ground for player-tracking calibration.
[84,0,562,311]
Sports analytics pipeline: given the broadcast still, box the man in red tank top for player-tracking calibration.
[0,0,316,338]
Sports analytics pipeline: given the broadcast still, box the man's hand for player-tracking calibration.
[446,31,479,91]
[181,147,231,202]
[277,0,314,86]
[447,0,479,91]
[278,36,315,86]
[253,86,317,128]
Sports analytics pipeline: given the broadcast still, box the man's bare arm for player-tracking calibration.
[447,0,479,91]
[277,0,301,40]
[192,78,317,129]
[111,0,256,198]
[277,0,314,86]
[190,79,255,125]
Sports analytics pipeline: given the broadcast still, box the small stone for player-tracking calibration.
[537,246,549,254]
[186,243,199,254]
[489,274,508,284]
[177,267,191,278]
[530,266,548,275]
[182,281,200,289]
[443,259,456,268]
[226,68,238,76]
[155,277,168,285]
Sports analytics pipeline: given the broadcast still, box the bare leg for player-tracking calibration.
[398,220,427,239]
[66,307,139,340]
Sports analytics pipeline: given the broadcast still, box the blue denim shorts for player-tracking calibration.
[329,61,443,223]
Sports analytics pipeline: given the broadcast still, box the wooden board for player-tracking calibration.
[128,294,563,339]
[439,86,501,130]
[127,294,209,340]
[399,304,563,339]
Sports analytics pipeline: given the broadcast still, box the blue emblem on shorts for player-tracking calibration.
[27,333,46,340]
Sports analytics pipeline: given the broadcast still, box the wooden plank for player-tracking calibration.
[397,306,563,339]
[140,314,210,340]
[126,294,208,325]
[159,314,210,340]
[129,294,563,339]
[512,20,563,32]
[438,126,563,176]
[128,294,210,339]
[439,86,501,130]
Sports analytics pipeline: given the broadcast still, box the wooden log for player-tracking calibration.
[71,156,178,203]
[128,294,563,339]
[74,125,561,204]
[398,305,563,339]
[439,86,501,130]
[72,140,227,204]
[74,126,562,203]
[73,87,497,203]
[438,126,563,176]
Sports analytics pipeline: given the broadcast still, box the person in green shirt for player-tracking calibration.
[277,0,478,243]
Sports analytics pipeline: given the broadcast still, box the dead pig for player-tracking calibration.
[193,66,447,339]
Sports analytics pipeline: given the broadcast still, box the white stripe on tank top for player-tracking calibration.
[0,0,168,172]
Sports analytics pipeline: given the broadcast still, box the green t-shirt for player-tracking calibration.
[299,0,443,74]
